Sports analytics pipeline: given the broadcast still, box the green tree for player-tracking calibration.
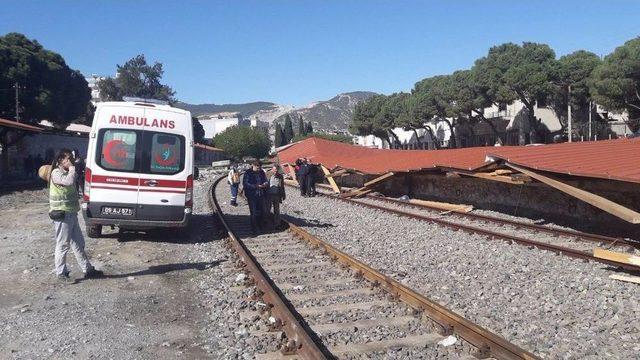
[473,42,557,143]
[283,114,294,143]
[305,121,313,134]
[350,94,391,145]
[192,117,205,144]
[589,37,640,133]
[297,115,306,136]
[213,125,271,160]
[0,33,91,126]
[552,50,601,137]
[291,132,353,144]
[274,123,285,147]
[0,33,91,180]
[98,54,175,102]
[374,93,409,146]
[412,75,461,148]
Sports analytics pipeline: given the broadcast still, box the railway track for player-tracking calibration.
[210,176,539,359]
[294,182,640,273]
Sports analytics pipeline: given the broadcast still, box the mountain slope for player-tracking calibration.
[277,91,377,131]
[174,101,277,117]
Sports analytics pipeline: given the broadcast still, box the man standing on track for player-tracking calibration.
[242,160,268,234]
[227,163,241,206]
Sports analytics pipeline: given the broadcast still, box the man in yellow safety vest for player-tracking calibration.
[49,149,103,282]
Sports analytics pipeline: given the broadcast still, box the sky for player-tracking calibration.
[1,1,640,106]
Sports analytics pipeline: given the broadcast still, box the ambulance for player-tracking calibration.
[82,98,194,237]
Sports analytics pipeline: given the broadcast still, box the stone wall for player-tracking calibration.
[337,171,640,237]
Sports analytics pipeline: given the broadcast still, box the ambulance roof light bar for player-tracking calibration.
[122,97,169,106]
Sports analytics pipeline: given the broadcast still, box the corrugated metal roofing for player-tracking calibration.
[277,136,640,184]
[277,137,508,174]
[487,138,640,184]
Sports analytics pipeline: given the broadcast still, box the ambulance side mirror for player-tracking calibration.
[193,167,200,180]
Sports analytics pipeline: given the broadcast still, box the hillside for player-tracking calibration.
[276,91,377,132]
[178,91,377,131]
[174,101,277,117]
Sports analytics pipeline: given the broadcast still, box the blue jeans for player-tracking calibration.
[230,183,239,202]
[247,196,264,230]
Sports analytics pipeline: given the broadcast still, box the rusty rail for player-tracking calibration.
[286,222,539,360]
[209,176,328,359]
[290,183,640,273]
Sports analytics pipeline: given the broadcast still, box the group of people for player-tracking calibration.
[228,160,286,234]
[294,158,319,197]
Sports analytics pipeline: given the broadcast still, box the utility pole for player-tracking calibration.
[14,82,20,122]
[567,85,572,142]
[589,100,593,141]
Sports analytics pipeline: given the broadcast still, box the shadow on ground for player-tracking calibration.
[75,260,224,283]
[96,214,227,244]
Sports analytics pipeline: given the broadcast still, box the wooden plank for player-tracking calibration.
[453,171,525,185]
[508,163,640,224]
[408,198,473,213]
[323,169,349,178]
[296,300,388,316]
[342,172,394,199]
[320,165,341,193]
[329,333,443,355]
[285,164,297,182]
[593,248,640,266]
[609,274,640,285]
[364,172,394,187]
[311,315,415,333]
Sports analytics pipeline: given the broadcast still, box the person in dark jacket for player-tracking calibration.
[305,163,318,197]
[295,158,307,196]
[242,160,268,233]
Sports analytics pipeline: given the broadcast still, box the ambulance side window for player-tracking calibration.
[149,133,183,174]
[98,129,137,172]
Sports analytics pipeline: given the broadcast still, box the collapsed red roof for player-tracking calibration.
[277,137,640,184]
[487,138,640,184]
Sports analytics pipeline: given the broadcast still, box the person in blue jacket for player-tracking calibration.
[242,159,268,234]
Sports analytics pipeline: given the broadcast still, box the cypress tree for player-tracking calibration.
[274,123,284,147]
[297,116,306,136]
[305,121,313,134]
[284,114,294,143]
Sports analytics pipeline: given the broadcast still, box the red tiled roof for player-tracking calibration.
[487,138,640,184]
[277,137,508,174]
[0,118,43,132]
[277,136,640,184]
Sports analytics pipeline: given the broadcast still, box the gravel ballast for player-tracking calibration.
[276,185,640,359]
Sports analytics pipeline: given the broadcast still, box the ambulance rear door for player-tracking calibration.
[89,105,144,220]
[136,107,191,222]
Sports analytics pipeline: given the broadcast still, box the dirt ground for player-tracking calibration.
[0,181,235,359]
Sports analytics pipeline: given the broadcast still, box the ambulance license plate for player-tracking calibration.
[101,207,134,216]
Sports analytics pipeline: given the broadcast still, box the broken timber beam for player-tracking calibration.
[285,164,297,182]
[320,165,341,194]
[593,248,640,267]
[507,163,640,224]
[342,172,395,199]
[451,170,528,185]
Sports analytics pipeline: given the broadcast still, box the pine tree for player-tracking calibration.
[274,123,284,147]
[283,114,294,143]
[297,116,306,136]
[305,121,313,134]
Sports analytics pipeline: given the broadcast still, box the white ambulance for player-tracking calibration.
[82,98,194,237]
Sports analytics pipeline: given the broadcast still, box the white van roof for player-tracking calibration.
[97,100,190,116]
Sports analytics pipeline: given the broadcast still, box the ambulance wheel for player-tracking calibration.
[87,224,102,238]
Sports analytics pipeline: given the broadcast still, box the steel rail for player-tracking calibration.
[288,183,640,272]
[286,222,540,360]
[315,183,636,248]
[209,176,328,360]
